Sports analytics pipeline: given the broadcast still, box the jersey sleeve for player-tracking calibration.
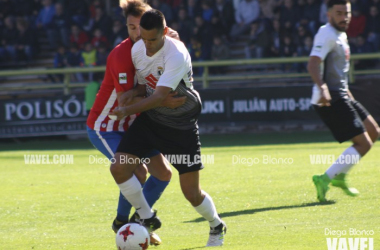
[156,53,187,90]
[104,45,135,93]
[310,29,336,60]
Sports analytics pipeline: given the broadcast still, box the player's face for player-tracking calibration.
[140,27,166,56]
[328,3,351,31]
[127,15,142,43]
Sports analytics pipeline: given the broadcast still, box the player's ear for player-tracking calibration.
[163,26,168,36]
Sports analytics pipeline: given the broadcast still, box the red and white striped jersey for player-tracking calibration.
[87,38,137,132]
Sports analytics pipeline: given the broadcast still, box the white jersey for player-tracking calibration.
[310,23,350,103]
[132,36,201,129]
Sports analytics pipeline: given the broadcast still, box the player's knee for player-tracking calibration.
[182,189,203,206]
[155,167,172,182]
[110,161,125,178]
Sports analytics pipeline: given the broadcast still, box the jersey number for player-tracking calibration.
[145,74,158,89]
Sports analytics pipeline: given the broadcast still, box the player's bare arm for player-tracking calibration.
[117,84,146,106]
[110,86,172,119]
[307,56,332,106]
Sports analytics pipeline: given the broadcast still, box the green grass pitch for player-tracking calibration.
[0,131,379,249]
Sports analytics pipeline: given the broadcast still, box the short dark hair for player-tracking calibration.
[120,0,151,18]
[327,0,350,9]
[140,9,165,32]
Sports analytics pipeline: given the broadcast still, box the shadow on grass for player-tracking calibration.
[184,201,336,223]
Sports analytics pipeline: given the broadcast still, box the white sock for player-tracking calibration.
[194,191,222,228]
[118,175,153,219]
[325,146,362,179]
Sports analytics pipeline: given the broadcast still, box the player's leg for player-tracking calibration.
[179,171,226,247]
[144,152,172,207]
[111,115,160,231]
[86,127,135,226]
[362,115,380,143]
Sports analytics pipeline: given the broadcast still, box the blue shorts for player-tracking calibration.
[86,126,160,160]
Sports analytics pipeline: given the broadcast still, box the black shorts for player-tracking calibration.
[116,112,204,175]
[313,98,370,143]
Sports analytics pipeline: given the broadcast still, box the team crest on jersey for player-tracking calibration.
[119,73,127,84]
[157,66,164,76]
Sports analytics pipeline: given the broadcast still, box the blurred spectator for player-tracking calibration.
[12,0,37,17]
[0,16,18,62]
[95,42,109,80]
[214,0,235,38]
[365,5,380,51]
[69,24,89,50]
[66,43,84,82]
[89,0,104,18]
[346,9,366,38]
[150,0,174,25]
[92,28,109,49]
[296,35,313,71]
[82,42,97,81]
[200,0,214,23]
[110,19,128,48]
[15,18,34,62]
[279,0,301,35]
[301,0,320,35]
[351,0,366,14]
[193,16,213,60]
[293,25,311,49]
[230,0,261,39]
[319,0,328,25]
[177,8,193,46]
[46,2,71,49]
[162,0,182,18]
[65,0,88,28]
[96,42,109,66]
[369,0,380,10]
[210,15,226,38]
[188,37,203,75]
[186,0,202,19]
[351,35,376,69]
[280,35,297,71]
[268,19,282,57]
[35,0,55,30]
[91,7,113,41]
[258,0,279,21]
[0,0,13,19]
[52,44,67,82]
[244,20,271,59]
[211,36,230,74]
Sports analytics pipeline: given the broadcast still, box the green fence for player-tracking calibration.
[0,53,379,94]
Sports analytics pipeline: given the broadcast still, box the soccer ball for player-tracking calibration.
[116,223,150,250]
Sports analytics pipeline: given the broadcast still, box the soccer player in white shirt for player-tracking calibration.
[307,0,380,202]
[110,9,226,247]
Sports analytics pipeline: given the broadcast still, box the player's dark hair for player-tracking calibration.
[140,9,165,32]
[120,0,151,18]
[327,0,350,9]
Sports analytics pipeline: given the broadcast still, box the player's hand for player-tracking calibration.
[109,107,128,120]
[318,84,331,106]
[119,90,135,107]
[167,27,180,41]
[161,91,187,109]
